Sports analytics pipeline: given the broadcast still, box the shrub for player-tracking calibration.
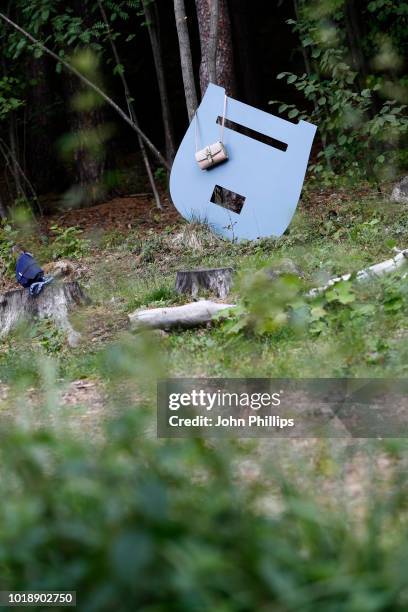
[50,224,90,259]
[0,408,408,610]
[272,1,408,184]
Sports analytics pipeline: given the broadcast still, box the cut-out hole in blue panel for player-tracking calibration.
[211,185,246,214]
[216,116,288,152]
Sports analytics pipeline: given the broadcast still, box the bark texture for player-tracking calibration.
[207,0,219,84]
[391,176,408,204]
[0,281,88,346]
[195,0,236,97]
[143,0,176,162]
[173,0,198,121]
[175,267,233,298]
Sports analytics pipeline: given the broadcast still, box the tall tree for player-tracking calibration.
[195,0,236,97]
[0,10,170,170]
[344,0,368,87]
[207,0,219,85]
[97,0,162,209]
[0,3,24,202]
[26,54,57,194]
[173,0,198,121]
[64,72,107,204]
[63,0,107,204]
[142,0,175,163]
[227,0,258,105]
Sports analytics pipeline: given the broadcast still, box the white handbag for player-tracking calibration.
[194,94,228,170]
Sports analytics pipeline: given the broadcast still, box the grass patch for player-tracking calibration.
[0,186,407,383]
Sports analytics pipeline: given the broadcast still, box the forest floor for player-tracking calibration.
[2,181,408,392]
[1,183,407,515]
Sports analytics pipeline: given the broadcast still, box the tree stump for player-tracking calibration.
[175,267,233,299]
[0,281,89,347]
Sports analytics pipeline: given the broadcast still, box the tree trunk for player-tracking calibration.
[195,0,236,97]
[344,0,368,87]
[65,72,107,205]
[391,176,408,204]
[97,0,162,209]
[63,0,108,205]
[173,0,198,121]
[142,0,176,163]
[27,54,57,194]
[227,0,258,105]
[131,250,408,332]
[0,10,170,171]
[8,115,24,199]
[1,45,24,201]
[0,194,7,219]
[175,267,233,298]
[293,0,333,173]
[207,0,219,84]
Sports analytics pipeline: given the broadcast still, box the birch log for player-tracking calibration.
[130,250,408,332]
[129,300,234,330]
[0,282,88,347]
[308,249,408,297]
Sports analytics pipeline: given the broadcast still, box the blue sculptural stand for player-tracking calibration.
[170,83,317,241]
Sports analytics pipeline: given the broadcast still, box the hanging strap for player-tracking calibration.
[195,93,227,153]
[219,93,227,143]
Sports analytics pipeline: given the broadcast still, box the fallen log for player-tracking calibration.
[308,248,408,297]
[0,281,88,347]
[175,267,233,299]
[130,250,408,332]
[129,300,234,330]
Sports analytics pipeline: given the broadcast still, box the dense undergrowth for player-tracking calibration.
[0,186,408,609]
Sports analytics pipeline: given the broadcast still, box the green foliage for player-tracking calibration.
[135,284,179,307]
[0,188,408,606]
[153,166,168,188]
[33,318,67,353]
[220,268,306,337]
[124,281,180,312]
[0,408,408,609]
[139,235,164,263]
[49,224,90,259]
[0,76,24,121]
[305,271,408,368]
[0,221,19,275]
[272,0,408,183]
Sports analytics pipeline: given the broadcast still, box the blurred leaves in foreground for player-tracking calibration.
[0,406,408,611]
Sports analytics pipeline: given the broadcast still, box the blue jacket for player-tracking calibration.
[15,252,44,288]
